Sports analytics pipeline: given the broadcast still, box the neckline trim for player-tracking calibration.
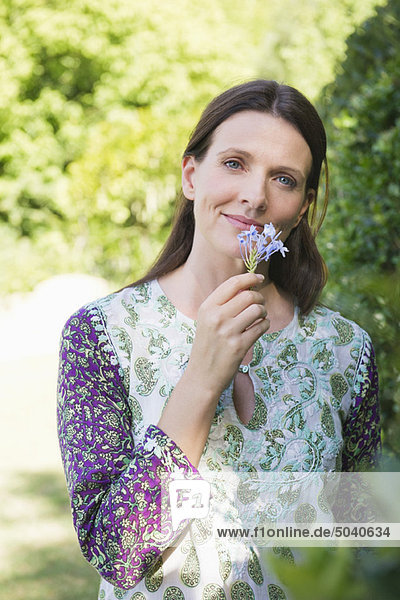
[153,278,197,325]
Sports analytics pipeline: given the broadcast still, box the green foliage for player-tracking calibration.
[318,0,400,455]
[257,0,386,100]
[0,0,267,291]
[269,546,400,600]
[320,0,400,275]
[1,0,384,293]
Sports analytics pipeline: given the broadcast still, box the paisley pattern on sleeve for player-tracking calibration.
[341,333,380,471]
[57,303,200,590]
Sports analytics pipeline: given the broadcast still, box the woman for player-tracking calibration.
[57,80,380,599]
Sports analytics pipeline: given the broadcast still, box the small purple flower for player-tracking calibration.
[237,223,289,272]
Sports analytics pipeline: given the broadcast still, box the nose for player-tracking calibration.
[241,173,266,212]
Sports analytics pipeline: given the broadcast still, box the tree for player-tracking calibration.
[1,0,385,293]
[319,0,400,454]
[257,0,386,100]
[0,0,268,292]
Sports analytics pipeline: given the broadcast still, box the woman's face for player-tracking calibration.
[182,110,315,265]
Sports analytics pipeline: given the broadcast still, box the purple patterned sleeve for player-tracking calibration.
[341,333,381,471]
[57,303,200,589]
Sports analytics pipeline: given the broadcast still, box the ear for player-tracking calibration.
[294,188,315,228]
[181,155,196,201]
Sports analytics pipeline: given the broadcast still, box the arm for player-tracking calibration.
[57,304,199,589]
[341,333,381,471]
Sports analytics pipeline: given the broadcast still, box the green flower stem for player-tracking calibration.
[245,249,258,273]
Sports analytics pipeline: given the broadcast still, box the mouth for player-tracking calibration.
[223,214,264,233]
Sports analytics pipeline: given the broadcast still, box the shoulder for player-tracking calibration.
[295,304,376,394]
[293,305,378,421]
[62,280,158,331]
[59,297,119,372]
[298,304,372,351]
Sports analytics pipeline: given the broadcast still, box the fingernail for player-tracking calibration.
[256,274,264,281]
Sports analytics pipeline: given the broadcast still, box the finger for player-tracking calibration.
[207,273,265,306]
[233,302,269,333]
[223,288,266,319]
[240,315,271,347]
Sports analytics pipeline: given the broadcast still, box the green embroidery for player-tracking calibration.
[256,366,283,398]
[268,583,287,599]
[202,583,227,599]
[286,365,316,401]
[321,402,335,437]
[135,283,151,304]
[248,547,264,585]
[261,430,285,470]
[277,342,298,368]
[145,556,163,592]
[143,328,171,358]
[330,373,349,408]
[263,330,281,342]
[231,581,255,599]
[295,502,317,524]
[121,299,140,328]
[157,294,177,324]
[181,322,195,344]
[246,393,268,430]
[251,339,264,366]
[192,516,213,545]
[317,485,331,514]
[277,480,301,507]
[220,425,244,464]
[283,402,306,433]
[112,326,133,361]
[298,313,317,337]
[180,542,200,587]
[121,365,130,391]
[134,356,158,396]
[237,462,259,504]
[332,318,354,345]
[128,395,143,432]
[344,362,356,385]
[273,546,295,564]
[313,342,335,371]
[163,586,185,600]
[216,541,232,582]
[206,457,222,471]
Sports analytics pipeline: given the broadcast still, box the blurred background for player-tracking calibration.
[0,0,399,597]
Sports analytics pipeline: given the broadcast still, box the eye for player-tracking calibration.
[224,159,242,170]
[276,175,296,188]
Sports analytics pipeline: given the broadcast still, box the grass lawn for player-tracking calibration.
[0,354,99,599]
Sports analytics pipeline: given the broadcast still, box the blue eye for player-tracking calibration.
[225,160,242,170]
[277,175,295,187]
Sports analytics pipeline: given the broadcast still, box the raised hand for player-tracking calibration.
[186,272,268,397]
[158,272,269,466]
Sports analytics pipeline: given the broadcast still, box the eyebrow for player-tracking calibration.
[217,147,306,179]
[217,147,252,159]
[274,165,306,180]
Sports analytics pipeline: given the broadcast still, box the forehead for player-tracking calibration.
[209,110,312,170]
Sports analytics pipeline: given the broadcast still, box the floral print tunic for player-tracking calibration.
[57,279,380,599]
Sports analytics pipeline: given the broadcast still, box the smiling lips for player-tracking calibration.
[223,214,264,232]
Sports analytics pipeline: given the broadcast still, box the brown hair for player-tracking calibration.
[128,79,329,314]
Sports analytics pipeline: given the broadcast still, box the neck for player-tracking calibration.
[182,248,270,303]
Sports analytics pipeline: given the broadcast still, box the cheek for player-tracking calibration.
[276,206,305,240]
